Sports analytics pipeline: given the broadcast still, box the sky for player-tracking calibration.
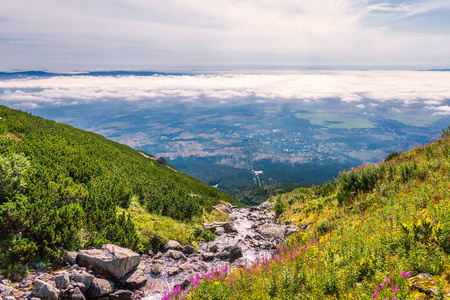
[1,0,450,70]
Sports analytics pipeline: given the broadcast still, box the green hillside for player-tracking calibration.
[175,131,450,299]
[0,106,240,267]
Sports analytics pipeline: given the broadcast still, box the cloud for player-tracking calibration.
[0,71,449,111]
[426,105,450,115]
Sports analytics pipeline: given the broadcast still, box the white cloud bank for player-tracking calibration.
[0,71,449,114]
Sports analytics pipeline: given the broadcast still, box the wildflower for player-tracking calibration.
[401,271,411,278]
[392,286,399,292]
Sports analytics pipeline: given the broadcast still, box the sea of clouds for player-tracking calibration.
[0,71,449,115]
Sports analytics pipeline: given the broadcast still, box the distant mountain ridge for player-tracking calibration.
[0,70,189,78]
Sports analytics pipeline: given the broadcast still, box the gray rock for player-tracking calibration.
[54,272,70,289]
[257,224,286,239]
[87,278,115,298]
[34,280,59,300]
[0,283,14,295]
[36,262,48,272]
[118,263,147,289]
[70,287,86,300]
[164,240,182,251]
[155,157,168,166]
[410,274,438,295]
[215,227,226,236]
[4,296,15,300]
[207,242,219,253]
[166,250,186,261]
[153,252,163,260]
[182,245,195,255]
[218,245,243,262]
[109,289,133,300]
[76,244,140,279]
[203,222,236,233]
[174,275,191,289]
[213,204,231,214]
[151,263,163,276]
[1,279,11,286]
[168,267,182,277]
[284,226,299,237]
[201,252,215,261]
[64,251,78,265]
[73,271,95,293]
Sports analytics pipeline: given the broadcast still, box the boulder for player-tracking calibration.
[164,240,182,251]
[70,287,86,300]
[151,263,163,276]
[284,226,299,237]
[168,267,182,277]
[182,245,196,255]
[213,204,231,214]
[109,289,133,300]
[34,279,59,300]
[76,244,140,279]
[86,278,115,298]
[215,227,226,236]
[223,245,243,262]
[203,222,236,233]
[73,271,95,293]
[201,252,215,261]
[0,283,14,296]
[166,250,186,261]
[257,224,286,239]
[410,273,438,295]
[207,242,219,253]
[64,251,78,265]
[118,263,147,289]
[54,272,70,289]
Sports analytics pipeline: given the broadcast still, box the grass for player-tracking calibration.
[164,135,450,299]
[294,112,375,129]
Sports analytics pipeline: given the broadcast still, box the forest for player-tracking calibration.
[0,106,240,268]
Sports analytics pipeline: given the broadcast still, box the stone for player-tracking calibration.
[73,271,95,293]
[164,240,182,251]
[34,280,59,300]
[147,250,155,257]
[1,279,12,286]
[218,245,243,263]
[168,267,182,277]
[118,263,147,289]
[182,245,195,255]
[203,222,236,233]
[4,297,15,300]
[70,287,86,300]
[213,204,231,214]
[201,252,215,261]
[109,289,133,300]
[284,226,299,237]
[215,227,226,236]
[257,224,286,239]
[36,262,48,272]
[0,283,14,296]
[166,250,187,261]
[410,273,438,295]
[151,264,163,276]
[86,278,115,298]
[54,272,70,289]
[153,252,163,260]
[179,263,191,271]
[207,242,219,253]
[64,251,78,265]
[76,244,140,279]
[174,275,191,289]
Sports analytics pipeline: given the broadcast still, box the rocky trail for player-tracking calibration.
[0,202,301,300]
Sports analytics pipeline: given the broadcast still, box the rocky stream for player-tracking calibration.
[0,201,301,300]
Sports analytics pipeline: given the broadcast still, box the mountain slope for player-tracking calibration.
[172,133,450,299]
[0,106,240,265]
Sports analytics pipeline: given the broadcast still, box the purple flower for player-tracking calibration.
[392,286,399,292]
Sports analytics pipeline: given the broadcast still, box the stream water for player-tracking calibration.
[142,204,285,300]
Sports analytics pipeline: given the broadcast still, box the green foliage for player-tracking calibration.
[234,183,305,206]
[441,125,450,138]
[0,106,240,267]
